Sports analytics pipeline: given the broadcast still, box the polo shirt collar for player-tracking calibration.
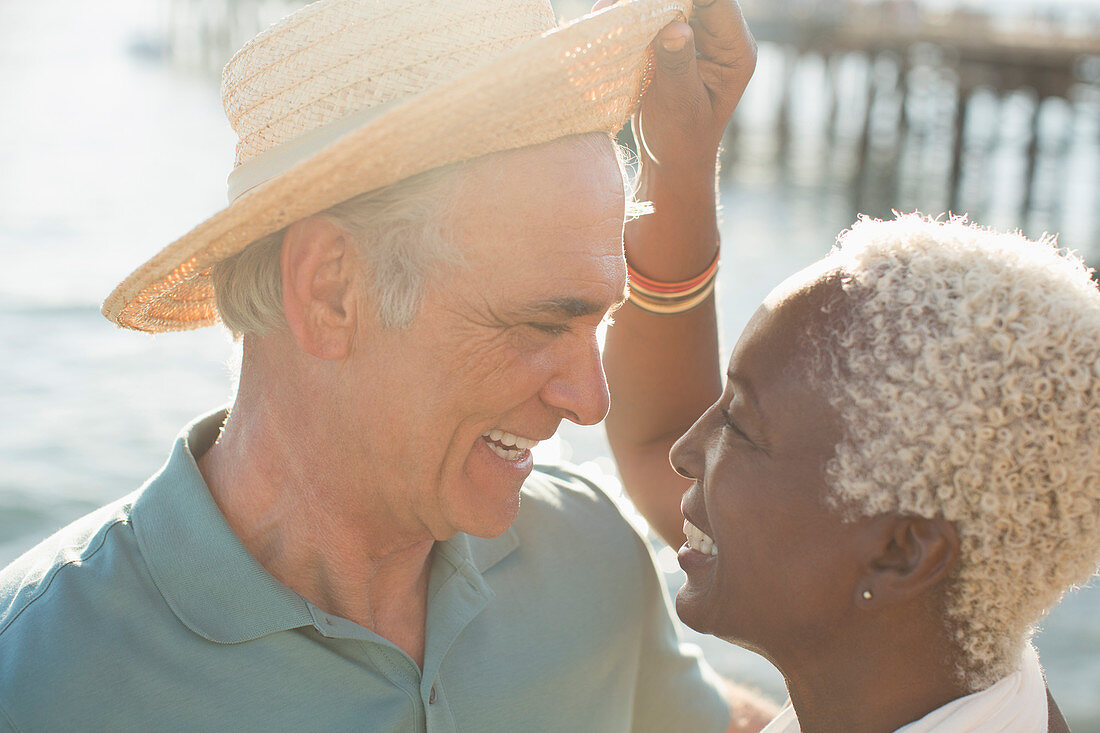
[441,527,518,575]
[132,409,315,644]
[131,409,521,645]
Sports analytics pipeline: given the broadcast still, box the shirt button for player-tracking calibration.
[429,686,437,705]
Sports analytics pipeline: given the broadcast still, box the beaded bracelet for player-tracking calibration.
[626,246,719,315]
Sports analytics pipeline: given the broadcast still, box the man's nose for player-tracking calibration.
[540,332,611,426]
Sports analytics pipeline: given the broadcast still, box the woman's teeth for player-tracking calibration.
[683,518,718,556]
[481,428,539,461]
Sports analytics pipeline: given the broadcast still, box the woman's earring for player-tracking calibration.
[862,590,873,600]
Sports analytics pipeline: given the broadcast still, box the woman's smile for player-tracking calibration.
[678,514,719,571]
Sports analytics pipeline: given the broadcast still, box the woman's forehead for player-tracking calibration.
[726,275,847,414]
[762,257,842,311]
[740,269,843,353]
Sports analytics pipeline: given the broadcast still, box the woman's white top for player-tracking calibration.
[760,644,1048,732]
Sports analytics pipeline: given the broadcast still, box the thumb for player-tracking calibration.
[652,21,699,85]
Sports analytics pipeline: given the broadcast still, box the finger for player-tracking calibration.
[651,21,701,89]
[689,0,756,69]
[590,0,615,12]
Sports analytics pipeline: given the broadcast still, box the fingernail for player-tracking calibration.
[660,35,687,52]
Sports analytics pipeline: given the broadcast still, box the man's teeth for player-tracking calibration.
[683,518,719,556]
[481,428,539,461]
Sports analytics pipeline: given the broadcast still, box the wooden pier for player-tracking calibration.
[737,0,1100,217]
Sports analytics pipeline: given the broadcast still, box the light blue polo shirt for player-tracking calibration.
[0,411,728,732]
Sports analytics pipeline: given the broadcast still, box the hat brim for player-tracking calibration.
[102,0,690,332]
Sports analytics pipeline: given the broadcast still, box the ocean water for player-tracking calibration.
[0,0,1097,727]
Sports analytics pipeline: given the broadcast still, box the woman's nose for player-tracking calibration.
[669,408,711,480]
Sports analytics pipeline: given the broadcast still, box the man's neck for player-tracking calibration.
[197,357,437,667]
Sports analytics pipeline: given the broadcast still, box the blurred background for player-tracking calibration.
[0,0,1097,726]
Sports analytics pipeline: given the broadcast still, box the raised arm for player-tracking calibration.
[604,0,756,548]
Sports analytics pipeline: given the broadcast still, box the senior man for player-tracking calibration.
[0,0,769,730]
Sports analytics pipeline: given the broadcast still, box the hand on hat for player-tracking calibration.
[598,0,757,175]
[597,0,757,279]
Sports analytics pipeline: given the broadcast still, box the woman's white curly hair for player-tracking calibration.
[808,213,1100,690]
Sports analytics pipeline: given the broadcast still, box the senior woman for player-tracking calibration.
[608,214,1098,731]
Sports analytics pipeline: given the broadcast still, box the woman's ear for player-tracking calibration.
[280,217,364,360]
[854,514,959,607]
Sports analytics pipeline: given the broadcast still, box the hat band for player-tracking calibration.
[226,99,401,203]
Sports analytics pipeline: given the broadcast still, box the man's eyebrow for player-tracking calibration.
[520,295,625,318]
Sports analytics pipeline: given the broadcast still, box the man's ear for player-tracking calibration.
[854,514,959,607]
[280,216,363,360]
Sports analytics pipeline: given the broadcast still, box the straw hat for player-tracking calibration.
[102,0,692,332]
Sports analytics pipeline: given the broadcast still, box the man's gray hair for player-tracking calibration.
[212,133,646,337]
[213,163,460,335]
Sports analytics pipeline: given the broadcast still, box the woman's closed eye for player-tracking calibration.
[720,406,756,446]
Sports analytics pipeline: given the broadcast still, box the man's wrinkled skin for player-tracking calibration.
[198,137,628,668]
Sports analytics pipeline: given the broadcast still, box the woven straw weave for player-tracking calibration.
[225,0,557,166]
[103,0,691,332]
